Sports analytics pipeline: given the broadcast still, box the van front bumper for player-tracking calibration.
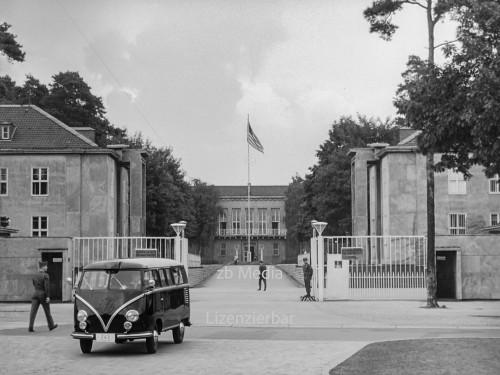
[71,331,153,340]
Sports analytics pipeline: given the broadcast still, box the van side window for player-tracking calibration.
[151,270,161,288]
[164,268,173,285]
[171,267,183,285]
[159,268,167,286]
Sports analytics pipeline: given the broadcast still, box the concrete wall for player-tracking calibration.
[436,235,500,299]
[350,149,371,236]
[434,164,499,235]
[0,237,73,301]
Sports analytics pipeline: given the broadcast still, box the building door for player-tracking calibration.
[244,243,256,262]
[436,251,456,299]
[41,252,63,301]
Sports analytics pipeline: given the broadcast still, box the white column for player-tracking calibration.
[174,234,181,262]
[317,234,325,301]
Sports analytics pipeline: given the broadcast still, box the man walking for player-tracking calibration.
[302,257,313,298]
[257,261,267,291]
[28,261,58,332]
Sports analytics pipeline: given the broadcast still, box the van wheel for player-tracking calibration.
[79,339,93,354]
[172,322,185,344]
[146,327,159,354]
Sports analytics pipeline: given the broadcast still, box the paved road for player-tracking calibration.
[1,265,499,375]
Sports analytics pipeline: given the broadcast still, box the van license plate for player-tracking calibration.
[95,333,114,342]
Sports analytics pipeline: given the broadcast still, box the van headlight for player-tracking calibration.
[77,310,88,322]
[125,310,139,322]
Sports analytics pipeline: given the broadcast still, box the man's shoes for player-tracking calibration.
[257,288,261,291]
[28,328,35,332]
[49,324,58,331]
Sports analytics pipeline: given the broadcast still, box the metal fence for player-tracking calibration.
[323,236,427,300]
[72,236,176,271]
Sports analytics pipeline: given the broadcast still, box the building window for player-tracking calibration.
[32,216,48,237]
[220,243,226,256]
[245,208,254,234]
[0,168,7,195]
[449,213,466,235]
[219,209,227,234]
[271,209,280,234]
[489,175,500,194]
[1,125,9,140]
[258,208,267,234]
[232,209,241,234]
[273,243,279,256]
[491,213,499,226]
[32,168,48,196]
[448,170,466,194]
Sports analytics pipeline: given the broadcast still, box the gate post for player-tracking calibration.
[170,222,187,263]
[311,221,327,301]
[310,231,318,300]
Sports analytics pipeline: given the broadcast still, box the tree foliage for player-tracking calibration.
[138,140,197,238]
[396,1,500,178]
[190,179,220,256]
[284,174,307,256]
[364,0,454,308]
[0,22,25,63]
[286,116,398,247]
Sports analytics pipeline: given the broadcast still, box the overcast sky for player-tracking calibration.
[2,0,457,186]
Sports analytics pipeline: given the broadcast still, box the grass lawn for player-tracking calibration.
[329,338,500,375]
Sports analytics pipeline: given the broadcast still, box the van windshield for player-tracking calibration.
[80,270,143,291]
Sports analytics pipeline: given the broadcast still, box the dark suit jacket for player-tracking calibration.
[32,271,50,301]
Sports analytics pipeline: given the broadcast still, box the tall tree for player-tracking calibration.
[301,116,398,237]
[138,141,196,238]
[0,75,19,103]
[190,179,220,257]
[18,74,49,106]
[285,174,307,259]
[364,0,454,308]
[0,23,25,63]
[396,1,500,179]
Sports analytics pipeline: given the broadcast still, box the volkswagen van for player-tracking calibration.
[70,258,190,354]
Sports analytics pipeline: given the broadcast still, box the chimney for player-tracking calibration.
[399,127,417,143]
[74,127,96,143]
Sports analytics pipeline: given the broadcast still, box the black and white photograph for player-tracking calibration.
[1,1,499,374]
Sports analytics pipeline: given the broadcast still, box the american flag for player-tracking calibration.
[247,120,264,154]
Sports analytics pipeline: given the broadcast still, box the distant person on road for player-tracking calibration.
[258,261,267,291]
[28,261,58,332]
[302,257,313,297]
[234,254,238,265]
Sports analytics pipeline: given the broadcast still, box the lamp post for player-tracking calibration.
[170,221,187,263]
[311,221,327,301]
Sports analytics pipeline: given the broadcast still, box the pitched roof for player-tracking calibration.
[0,105,98,150]
[215,185,288,197]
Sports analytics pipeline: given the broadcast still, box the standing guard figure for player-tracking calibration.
[301,257,315,301]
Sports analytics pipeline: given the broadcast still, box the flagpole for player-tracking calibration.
[247,114,251,263]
